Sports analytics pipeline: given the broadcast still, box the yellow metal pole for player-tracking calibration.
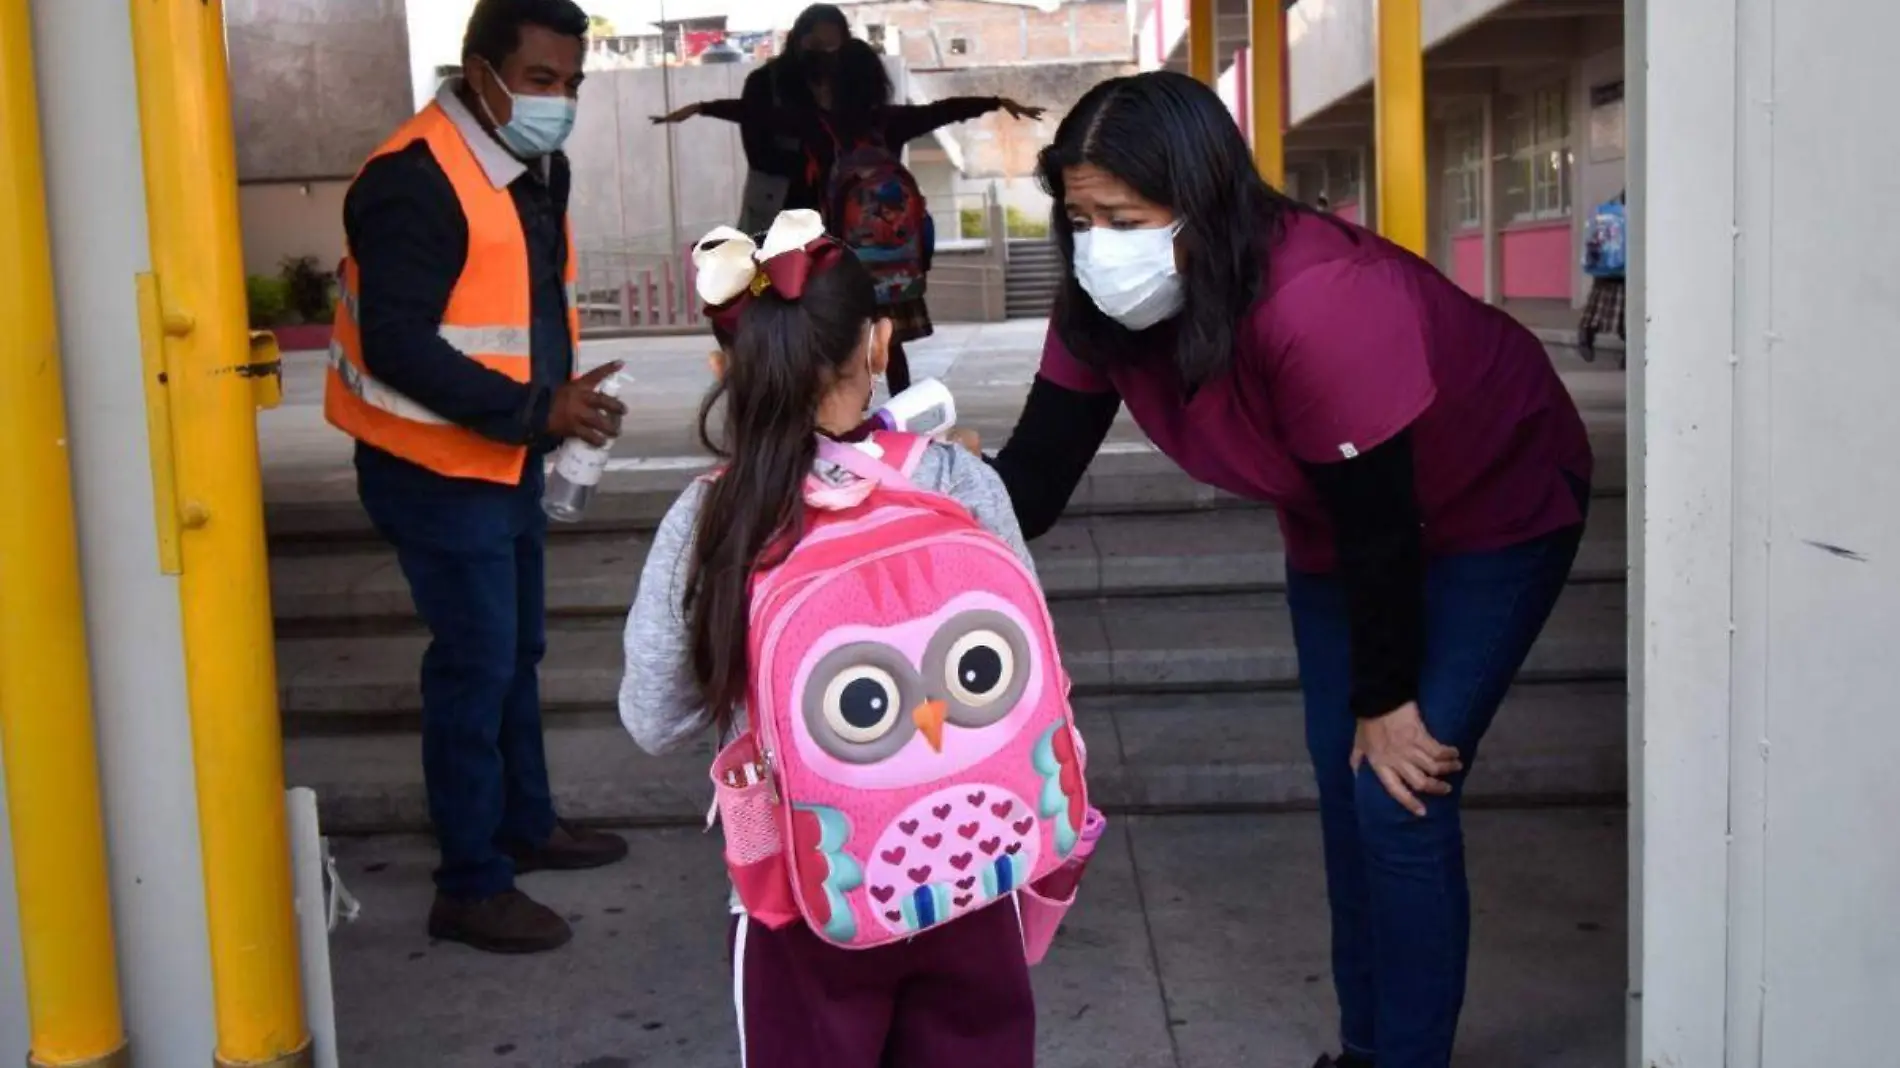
[1374,0,1427,252]
[124,1,311,1065]
[1189,0,1219,87]
[0,3,132,1066]
[1249,0,1285,188]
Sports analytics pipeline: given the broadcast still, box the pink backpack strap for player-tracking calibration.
[869,431,930,479]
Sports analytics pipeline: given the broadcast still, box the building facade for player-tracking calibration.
[1140,0,1625,317]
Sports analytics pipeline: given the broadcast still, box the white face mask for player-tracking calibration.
[1072,223,1185,331]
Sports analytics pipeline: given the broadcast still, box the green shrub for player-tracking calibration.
[246,275,291,327]
[1004,206,1049,239]
[958,207,988,240]
[280,255,335,324]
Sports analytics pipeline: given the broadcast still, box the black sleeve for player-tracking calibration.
[345,146,546,443]
[988,375,1122,540]
[738,69,803,178]
[1299,430,1426,719]
[882,98,1002,146]
[697,97,750,123]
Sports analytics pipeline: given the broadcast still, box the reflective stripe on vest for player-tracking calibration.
[338,290,532,364]
[328,341,450,426]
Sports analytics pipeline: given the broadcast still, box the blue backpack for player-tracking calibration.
[1582,196,1627,279]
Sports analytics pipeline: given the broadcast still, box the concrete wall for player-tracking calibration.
[1641,0,1900,1061]
[1285,0,1516,124]
[226,0,414,181]
[239,180,351,277]
[910,60,1135,178]
[566,62,751,258]
[855,0,1131,65]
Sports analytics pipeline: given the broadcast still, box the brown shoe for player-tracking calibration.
[508,821,630,874]
[427,890,572,954]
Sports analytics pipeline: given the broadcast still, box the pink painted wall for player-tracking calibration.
[1334,199,1361,226]
[1450,232,1485,297]
[1500,222,1573,299]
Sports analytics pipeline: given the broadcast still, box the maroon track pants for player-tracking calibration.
[728,898,1036,1067]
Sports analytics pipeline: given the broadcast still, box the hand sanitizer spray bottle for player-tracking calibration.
[542,372,629,523]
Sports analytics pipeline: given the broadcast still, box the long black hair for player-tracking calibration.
[687,250,878,726]
[831,38,895,122]
[773,4,852,106]
[1039,70,1315,391]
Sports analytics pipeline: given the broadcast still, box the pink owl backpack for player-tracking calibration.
[709,431,1095,955]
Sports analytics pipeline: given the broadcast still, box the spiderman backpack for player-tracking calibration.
[822,118,930,307]
[1582,194,1628,279]
[709,432,1096,958]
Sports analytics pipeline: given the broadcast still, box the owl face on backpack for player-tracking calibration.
[742,434,1089,947]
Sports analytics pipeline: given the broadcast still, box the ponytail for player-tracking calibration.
[686,251,877,727]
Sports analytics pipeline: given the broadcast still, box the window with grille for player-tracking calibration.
[1498,84,1573,222]
[1443,111,1484,230]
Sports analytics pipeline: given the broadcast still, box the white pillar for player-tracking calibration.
[1638,0,1735,1060]
[28,1,217,1062]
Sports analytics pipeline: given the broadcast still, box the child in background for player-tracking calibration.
[619,211,1071,1067]
[656,39,1044,394]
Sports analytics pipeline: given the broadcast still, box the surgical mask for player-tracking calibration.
[477,64,576,158]
[1072,223,1185,331]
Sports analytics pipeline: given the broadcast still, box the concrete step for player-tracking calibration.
[1005,275,1063,291]
[1005,287,1062,303]
[266,428,1630,546]
[272,499,1629,627]
[1003,283,1064,300]
[284,680,1627,832]
[275,582,1624,729]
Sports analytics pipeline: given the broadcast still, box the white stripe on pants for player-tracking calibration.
[732,912,751,1068]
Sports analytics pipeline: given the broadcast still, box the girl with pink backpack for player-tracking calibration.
[619,210,1100,1068]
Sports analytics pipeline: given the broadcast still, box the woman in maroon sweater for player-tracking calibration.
[985,73,1592,1068]
[658,39,1041,391]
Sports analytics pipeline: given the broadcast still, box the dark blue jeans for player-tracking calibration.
[356,446,558,900]
[1286,503,1586,1068]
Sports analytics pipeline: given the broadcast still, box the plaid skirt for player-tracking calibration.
[1581,276,1627,339]
[884,298,934,345]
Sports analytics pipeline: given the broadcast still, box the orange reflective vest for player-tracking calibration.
[326,102,582,484]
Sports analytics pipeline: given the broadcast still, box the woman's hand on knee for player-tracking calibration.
[1350,702,1463,817]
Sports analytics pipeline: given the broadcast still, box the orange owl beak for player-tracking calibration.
[913,700,948,753]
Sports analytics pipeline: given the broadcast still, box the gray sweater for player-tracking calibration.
[619,442,1037,755]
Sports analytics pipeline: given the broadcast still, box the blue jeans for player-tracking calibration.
[1286,503,1586,1067]
[356,446,558,899]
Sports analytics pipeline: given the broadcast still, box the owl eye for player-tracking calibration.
[821,665,905,744]
[924,610,1033,727]
[944,629,1015,708]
